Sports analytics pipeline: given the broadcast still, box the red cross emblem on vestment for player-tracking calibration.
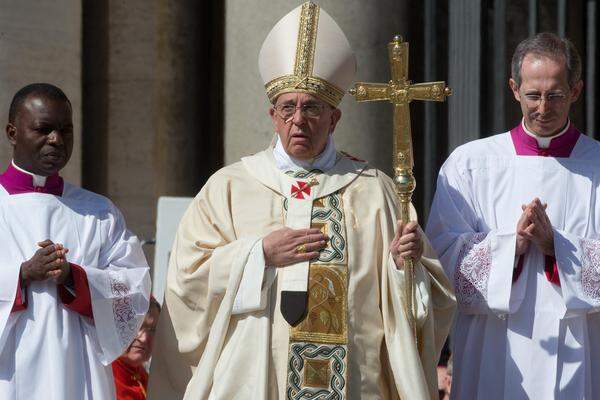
[291,180,312,199]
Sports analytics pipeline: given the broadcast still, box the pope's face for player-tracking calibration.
[509,54,582,137]
[269,92,341,160]
[6,94,73,176]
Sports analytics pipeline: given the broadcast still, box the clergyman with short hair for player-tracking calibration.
[0,83,151,399]
[427,32,600,398]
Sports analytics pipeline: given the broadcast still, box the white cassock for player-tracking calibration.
[148,140,455,400]
[0,182,151,399]
[426,126,600,399]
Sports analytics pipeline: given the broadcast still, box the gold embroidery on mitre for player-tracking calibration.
[265,2,345,107]
[265,75,344,107]
[294,2,319,78]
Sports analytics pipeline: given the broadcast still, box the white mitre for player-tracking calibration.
[258,1,357,107]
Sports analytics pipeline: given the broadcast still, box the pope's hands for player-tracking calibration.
[391,220,424,270]
[20,240,72,285]
[263,227,328,267]
[516,198,555,257]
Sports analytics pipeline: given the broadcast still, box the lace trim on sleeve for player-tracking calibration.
[581,239,600,300]
[455,233,490,307]
[109,271,137,346]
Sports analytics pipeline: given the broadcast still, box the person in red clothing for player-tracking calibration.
[113,297,161,400]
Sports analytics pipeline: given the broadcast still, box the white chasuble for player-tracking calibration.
[148,148,455,400]
[426,132,600,399]
[0,184,151,400]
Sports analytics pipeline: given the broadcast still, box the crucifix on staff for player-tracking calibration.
[350,35,451,339]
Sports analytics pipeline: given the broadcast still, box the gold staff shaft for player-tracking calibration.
[393,102,417,340]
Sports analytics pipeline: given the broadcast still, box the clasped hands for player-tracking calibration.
[262,220,423,270]
[20,240,72,285]
[516,198,555,257]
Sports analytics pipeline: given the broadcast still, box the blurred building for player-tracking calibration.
[0,1,597,275]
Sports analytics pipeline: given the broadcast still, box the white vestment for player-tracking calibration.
[148,148,455,400]
[0,183,151,400]
[426,131,600,399]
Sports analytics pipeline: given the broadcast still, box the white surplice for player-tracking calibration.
[0,183,151,400]
[426,131,600,399]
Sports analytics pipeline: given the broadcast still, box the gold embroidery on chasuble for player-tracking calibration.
[304,358,330,388]
[284,169,349,400]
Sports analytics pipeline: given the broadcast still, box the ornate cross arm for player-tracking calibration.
[351,81,451,103]
[351,83,389,102]
[409,81,452,102]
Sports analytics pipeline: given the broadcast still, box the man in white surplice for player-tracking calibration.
[426,33,600,399]
[148,2,455,400]
[0,83,150,399]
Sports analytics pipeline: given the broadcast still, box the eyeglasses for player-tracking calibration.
[273,103,327,120]
[523,92,567,106]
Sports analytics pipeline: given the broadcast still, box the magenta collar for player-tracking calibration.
[510,122,580,158]
[0,163,64,196]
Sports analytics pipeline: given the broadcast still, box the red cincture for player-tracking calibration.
[291,181,312,199]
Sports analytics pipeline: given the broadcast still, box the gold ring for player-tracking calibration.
[296,244,307,254]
